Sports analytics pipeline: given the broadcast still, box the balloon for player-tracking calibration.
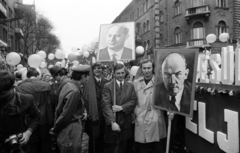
[55,61,62,67]
[28,54,42,68]
[37,50,47,59]
[92,57,96,64]
[76,50,83,56]
[19,67,27,73]
[130,66,139,76]
[22,70,28,80]
[136,46,144,55]
[40,61,47,68]
[219,33,229,42]
[17,64,23,70]
[48,65,53,69]
[61,60,66,67]
[6,52,21,66]
[72,47,80,53]
[55,49,63,59]
[73,60,79,66]
[68,53,77,62]
[83,51,89,58]
[206,34,217,43]
[48,53,55,60]
[36,68,42,78]
[117,61,124,65]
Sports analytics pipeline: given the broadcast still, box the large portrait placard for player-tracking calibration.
[153,49,199,117]
[97,22,135,62]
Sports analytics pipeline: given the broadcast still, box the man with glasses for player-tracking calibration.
[155,53,191,115]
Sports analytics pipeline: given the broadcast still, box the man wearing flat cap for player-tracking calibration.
[50,65,89,153]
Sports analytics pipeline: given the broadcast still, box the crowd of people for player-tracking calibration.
[0,59,188,153]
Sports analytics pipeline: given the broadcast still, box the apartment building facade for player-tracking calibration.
[112,0,240,63]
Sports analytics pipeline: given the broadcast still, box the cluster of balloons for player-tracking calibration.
[206,33,230,44]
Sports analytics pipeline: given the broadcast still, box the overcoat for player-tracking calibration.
[101,80,137,144]
[133,76,166,143]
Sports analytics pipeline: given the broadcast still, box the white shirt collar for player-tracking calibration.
[94,77,101,82]
[169,87,184,111]
[107,48,124,60]
[116,80,124,87]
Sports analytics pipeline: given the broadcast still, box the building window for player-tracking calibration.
[137,8,140,18]
[217,21,227,36]
[133,13,135,20]
[174,27,182,44]
[146,0,149,10]
[174,0,181,16]
[216,0,227,8]
[160,11,164,23]
[192,22,204,39]
[143,3,146,13]
[147,20,150,31]
[191,0,205,7]
[147,40,150,48]
[144,41,146,48]
[143,22,146,33]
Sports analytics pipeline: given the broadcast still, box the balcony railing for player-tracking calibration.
[185,5,210,21]
[15,28,24,38]
[186,38,205,48]
[0,3,7,18]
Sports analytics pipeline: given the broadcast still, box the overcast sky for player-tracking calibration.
[22,0,132,55]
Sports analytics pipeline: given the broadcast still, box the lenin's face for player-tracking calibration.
[162,53,189,96]
[106,26,127,52]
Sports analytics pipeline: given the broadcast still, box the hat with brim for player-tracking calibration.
[49,66,62,76]
[72,65,90,72]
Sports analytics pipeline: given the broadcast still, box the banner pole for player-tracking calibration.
[166,112,174,153]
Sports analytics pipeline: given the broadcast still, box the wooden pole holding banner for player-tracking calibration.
[113,54,117,117]
[166,112,174,153]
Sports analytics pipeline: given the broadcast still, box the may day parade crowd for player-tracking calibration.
[0,59,188,153]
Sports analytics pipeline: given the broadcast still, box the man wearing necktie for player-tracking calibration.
[154,53,192,115]
[101,63,137,153]
[84,62,109,153]
[98,25,133,61]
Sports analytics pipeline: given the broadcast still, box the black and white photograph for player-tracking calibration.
[153,49,198,117]
[97,22,135,61]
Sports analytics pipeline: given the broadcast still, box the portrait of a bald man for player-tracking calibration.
[98,25,133,61]
[154,53,192,115]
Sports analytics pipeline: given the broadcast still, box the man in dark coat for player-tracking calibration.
[16,67,54,153]
[50,65,89,153]
[0,70,41,153]
[84,62,109,153]
[101,63,137,153]
[98,25,133,61]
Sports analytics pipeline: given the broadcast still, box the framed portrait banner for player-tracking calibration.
[153,49,199,117]
[97,22,135,62]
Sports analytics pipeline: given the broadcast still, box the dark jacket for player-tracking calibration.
[154,81,192,115]
[0,90,41,144]
[16,78,54,125]
[99,47,133,61]
[53,80,84,134]
[101,80,137,143]
[56,76,71,98]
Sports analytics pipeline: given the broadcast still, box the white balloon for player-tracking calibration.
[19,67,27,73]
[136,46,144,55]
[117,61,124,65]
[219,33,229,42]
[48,53,55,60]
[130,66,139,76]
[55,49,63,59]
[48,65,53,69]
[61,60,66,67]
[40,61,47,68]
[17,64,23,70]
[72,47,80,53]
[73,60,79,66]
[6,52,21,66]
[92,56,96,64]
[22,70,28,80]
[28,54,42,68]
[83,51,90,58]
[206,34,217,43]
[36,68,42,78]
[37,50,47,59]
[55,61,62,67]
